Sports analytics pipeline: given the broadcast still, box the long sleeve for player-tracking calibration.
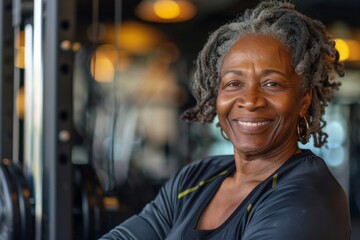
[99,153,351,240]
[99,172,179,240]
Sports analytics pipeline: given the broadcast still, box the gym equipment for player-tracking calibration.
[73,164,106,240]
[0,160,34,240]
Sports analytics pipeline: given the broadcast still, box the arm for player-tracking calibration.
[100,174,178,240]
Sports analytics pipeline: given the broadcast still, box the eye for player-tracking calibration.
[226,81,241,87]
[219,79,243,91]
[222,79,245,89]
[263,81,279,87]
[261,79,287,93]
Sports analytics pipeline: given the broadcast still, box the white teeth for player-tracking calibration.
[236,120,270,126]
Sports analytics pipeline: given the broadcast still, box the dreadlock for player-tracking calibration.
[181,0,343,147]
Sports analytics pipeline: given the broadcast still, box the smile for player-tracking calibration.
[235,120,271,127]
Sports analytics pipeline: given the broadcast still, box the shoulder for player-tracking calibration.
[274,150,349,219]
[273,150,342,189]
[244,150,351,239]
[281,150,346,196]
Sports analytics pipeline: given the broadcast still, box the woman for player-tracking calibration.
[101,1,351,239]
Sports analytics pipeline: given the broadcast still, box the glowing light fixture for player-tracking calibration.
[335,38,360,62]
[345,40,360,61]
[15,47,26,69]
[106,21,165,55]
[90,46,115,83]
[331,22,360,63]
[136,0,197,23]
[90,44,131,82]
[335,39,350,61]
[16,87,25,119]
[153,0,181,19]
[90,56,114,83]
[15,31,25,69]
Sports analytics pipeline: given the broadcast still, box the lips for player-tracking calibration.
[236,120,271,126]
[232,118,273,132]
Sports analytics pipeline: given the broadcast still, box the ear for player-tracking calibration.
[300,89,312,116]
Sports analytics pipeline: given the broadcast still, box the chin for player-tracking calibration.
[233,143,267,157]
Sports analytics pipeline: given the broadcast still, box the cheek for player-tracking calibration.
[216,95,231,129]
[216,93,234,116]
[272,97,301,120]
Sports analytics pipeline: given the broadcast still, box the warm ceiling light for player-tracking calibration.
[346,40,360,61]
[90,55,115,83]
[153,0,181,19]
[90,44,132,82]
[335,38,360,62]
[136,0,196,23]
[335,39,350,61]
[90,46,115,83]
[106,21,165,55]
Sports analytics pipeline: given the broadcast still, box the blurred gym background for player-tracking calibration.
[0,0,359,239]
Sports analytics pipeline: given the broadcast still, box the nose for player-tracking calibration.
[236,86,266,111]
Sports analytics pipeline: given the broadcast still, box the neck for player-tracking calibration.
[231,145,301,185]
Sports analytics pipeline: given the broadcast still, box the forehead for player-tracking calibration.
[221,34,294,72]
[230,34,288,53]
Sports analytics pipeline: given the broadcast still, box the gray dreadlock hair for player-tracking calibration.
[181,0,344,147]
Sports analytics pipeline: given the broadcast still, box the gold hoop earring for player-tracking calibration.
[220,128,230,141]
[297,116,310,144]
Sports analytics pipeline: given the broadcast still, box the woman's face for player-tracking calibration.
[217,34,311,158]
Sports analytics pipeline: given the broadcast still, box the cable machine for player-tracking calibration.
[42,0,76,238]
[1,0,121,238]
[0,0,33,239]
[1,0,188,238]
[0,0,76,239]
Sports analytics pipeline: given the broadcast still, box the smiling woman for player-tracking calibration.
[216,34,310,160]
[100,1,351,239]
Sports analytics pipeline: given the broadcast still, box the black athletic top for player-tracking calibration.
[100,150,351,240]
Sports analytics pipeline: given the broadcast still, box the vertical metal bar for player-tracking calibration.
[0,0,14,160]
[12,0,21,164]
[43,0,76,238]
[32,0,44,237]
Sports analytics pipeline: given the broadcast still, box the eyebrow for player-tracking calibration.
[221,69,288,79]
